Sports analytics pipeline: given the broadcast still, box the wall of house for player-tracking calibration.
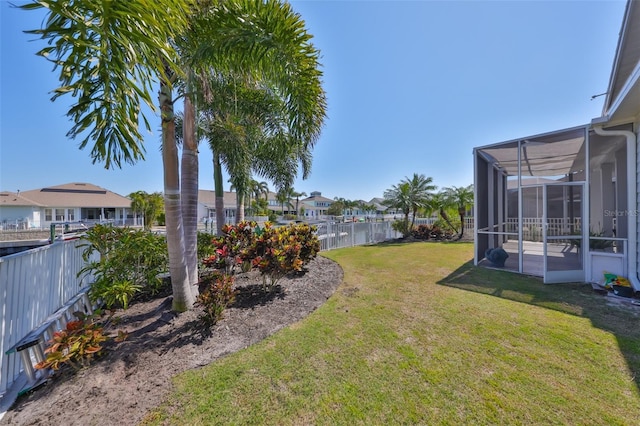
[0,207,39,229]
[635,118,640,282]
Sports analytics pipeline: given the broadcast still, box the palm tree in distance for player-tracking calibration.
[276,187,295,217]
[291,190,307,218]
[129,191,148,228]
[429,192,458,234]
[383,173,436,236]
[254,180,270,203]
[383,182,413,237]
[405,173,437,230]
[443,184,474,238]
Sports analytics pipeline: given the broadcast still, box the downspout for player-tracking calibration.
[592,125,640,291]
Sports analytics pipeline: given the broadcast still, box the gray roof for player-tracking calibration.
[0,191,44,207]
[15,183,131,208]
[198,190,238,209]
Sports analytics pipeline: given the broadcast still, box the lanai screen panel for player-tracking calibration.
[474,126,588,271]
[478,127,586,178]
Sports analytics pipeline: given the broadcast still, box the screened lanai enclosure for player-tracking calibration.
[474,124,633,284]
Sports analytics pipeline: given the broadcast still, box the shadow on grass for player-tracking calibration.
[437,260,640,392]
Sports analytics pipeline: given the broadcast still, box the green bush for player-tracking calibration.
[78,225,169,309]
[197,231,218,265]
[391,219,412,238]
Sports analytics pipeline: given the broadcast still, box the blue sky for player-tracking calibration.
[0,0,627,201]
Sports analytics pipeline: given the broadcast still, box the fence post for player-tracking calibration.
[351,222,355,247]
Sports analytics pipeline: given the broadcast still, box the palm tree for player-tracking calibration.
[196,72,317,232]
[405,173,437,230]
[185,2,326,236]
[443,184,474,238]
[429,192,458,234]
[276,187,295,216]
[22,0,198,310]
[24,0,326,311]
[384,174,436,236]
[128,191,164,230]
[383,182,413,236]
[128,191,148,228]
[291,190,307,218]
[252,180,270,214]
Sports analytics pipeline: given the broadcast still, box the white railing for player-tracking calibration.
[0,240,96,399]
[316,221,403,251]
[504,217,582,241]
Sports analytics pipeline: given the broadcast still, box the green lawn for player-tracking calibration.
[143,242,640,425]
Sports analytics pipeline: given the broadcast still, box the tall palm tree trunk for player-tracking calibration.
[213,152,225,235]
[181,95,199,290]
[458,209,466,238]
[236,190,245,223]
[439,208,457,233]
[160,78,194,312]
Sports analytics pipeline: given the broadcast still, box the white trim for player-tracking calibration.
[605,60,640,119]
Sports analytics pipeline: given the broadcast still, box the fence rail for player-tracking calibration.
[0,241,96,402]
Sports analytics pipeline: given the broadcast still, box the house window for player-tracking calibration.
[45,208,52,221]
[67,209,75,221]
[55,209,65,221]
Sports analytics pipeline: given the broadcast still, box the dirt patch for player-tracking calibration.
[1,256,343,425]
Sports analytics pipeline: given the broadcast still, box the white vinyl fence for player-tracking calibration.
[316,221,402,250]
[315,218,474,251]
[0,240,96,401]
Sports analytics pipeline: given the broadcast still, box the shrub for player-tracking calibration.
[35,312,109,371]
[78,226,169,309]
[201,222,320,290]
[196,274,237,326]
[197,231,218,264]
[412,224,432,240]
[429,224,454,241]
[391,219,412,238]
[202,221,259,274]
[90,280,141,310]
[286,223,321,265]
[247,223,320,289]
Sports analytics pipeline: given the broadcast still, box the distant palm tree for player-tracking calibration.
[128,191,148,228]
[291,190,307,218]
[276,188,295,216]
[443,184,474,238]
[429,192,458,234]
[384,182,413,236]
[405,174,437,230]
[384,173,436,236]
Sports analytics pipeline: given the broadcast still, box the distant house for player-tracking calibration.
[0,183,131,229]
[368,197,399,217]
[197,189,298,224]
[300,191,334,218]
[197,190,239,224]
